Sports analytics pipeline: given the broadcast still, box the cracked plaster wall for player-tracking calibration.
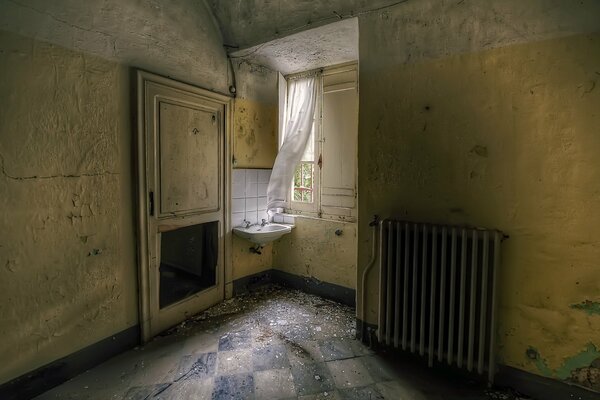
[0,30,136,384]
[0,0,229,384]
[357,0,600,388]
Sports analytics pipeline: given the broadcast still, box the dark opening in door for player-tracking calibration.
[159,221,218,308]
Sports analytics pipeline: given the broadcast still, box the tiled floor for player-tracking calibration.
[36,286,526,399]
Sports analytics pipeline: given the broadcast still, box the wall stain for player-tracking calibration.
[470,145,488,158]
[570,300,600,316]
[527,343,600,381]
[87,249,102,257]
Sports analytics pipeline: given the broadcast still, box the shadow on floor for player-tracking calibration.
[36,285,531,400]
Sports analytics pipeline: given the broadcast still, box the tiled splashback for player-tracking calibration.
[232,168,271,228]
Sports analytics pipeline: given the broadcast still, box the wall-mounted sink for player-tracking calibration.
[233,223,292,246]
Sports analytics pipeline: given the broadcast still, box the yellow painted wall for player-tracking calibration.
[233,98,277,169]
[229,76,359,291]
[0,4,229,380]
[232,237,273,280]
[229,63,278,282]
[273,217,357,289]
[0,31,138,384]
[358,28,600,386]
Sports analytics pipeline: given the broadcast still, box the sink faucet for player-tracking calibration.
[242,219,251,228]
[261,219,268,227]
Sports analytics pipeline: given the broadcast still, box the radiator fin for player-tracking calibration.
[377,220,501,383]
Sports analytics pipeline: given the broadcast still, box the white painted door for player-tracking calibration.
[136,71,230,340]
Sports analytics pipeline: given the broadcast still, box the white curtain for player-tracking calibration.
[267,76,319,212]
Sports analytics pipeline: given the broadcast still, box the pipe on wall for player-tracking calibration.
[359,215,380,332]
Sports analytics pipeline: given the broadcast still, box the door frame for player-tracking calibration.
[135,70,233,342]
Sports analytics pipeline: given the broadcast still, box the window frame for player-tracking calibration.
[280,62,358,221]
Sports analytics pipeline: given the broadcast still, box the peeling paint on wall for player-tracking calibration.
[526,343,600,390]
[570,300,600,316]
[357,0,600,388]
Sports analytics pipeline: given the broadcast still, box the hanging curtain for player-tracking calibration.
[267,75,319,212]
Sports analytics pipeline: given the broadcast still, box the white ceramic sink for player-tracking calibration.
[232,223,292,246]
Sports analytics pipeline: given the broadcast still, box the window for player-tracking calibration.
[279,63,358,220]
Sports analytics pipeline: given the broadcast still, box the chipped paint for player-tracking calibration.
[525,347,553,377]
[527,344,600,381]
[357,0,600,388]
[570,300,600,316]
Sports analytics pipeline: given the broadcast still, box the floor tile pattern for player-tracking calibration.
[35,286,527,400]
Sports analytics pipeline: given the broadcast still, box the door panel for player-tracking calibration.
[159,101,220,216]
[136,71,230,340]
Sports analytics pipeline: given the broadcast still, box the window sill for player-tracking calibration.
[275,210,356,224]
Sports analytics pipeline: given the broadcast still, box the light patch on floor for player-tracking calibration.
[36,286,526,399]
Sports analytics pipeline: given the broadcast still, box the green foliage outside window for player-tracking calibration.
[293,162,313,203]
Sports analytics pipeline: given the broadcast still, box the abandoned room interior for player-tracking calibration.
[0,0,599,399]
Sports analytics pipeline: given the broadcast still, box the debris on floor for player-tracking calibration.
[37,285,534,399]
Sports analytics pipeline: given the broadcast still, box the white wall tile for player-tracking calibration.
[258,210,268,223]
[245,181,257,197]
[245,197,257,212]
[232,183,245,199]
[257,197,267,210]
[245,211,258,225]
[246,169,258,183]
[232,198,245,213]
[232,212,245,228]
[257,183,268,197]
[258,169,271,183]
[232,169,245,185]
[231,169,275,227]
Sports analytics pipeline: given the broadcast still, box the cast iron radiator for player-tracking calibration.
[377,219,503,383]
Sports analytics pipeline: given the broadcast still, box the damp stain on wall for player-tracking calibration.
[233,98,277,169]
[525,344,600,390]
[357,3,600,384]
[570,300,600,316]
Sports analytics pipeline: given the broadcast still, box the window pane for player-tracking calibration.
[292,162,314,204]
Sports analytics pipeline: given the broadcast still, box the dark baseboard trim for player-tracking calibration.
[355,323,600,400]
[232,270,273,295]
[0,325,140,400]
[270,269,356,307]
[356,318,378,343]
[232,269,356,307]
[495,365,600,400]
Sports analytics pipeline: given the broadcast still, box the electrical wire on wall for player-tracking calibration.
[224,46,238,97]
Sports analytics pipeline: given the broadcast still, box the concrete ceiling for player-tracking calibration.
[207,0,402,49]
[230,18,358,75]
[207,0,399,74]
